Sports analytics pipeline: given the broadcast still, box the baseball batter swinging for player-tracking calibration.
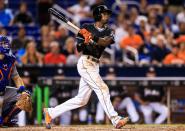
[44,5,129,129]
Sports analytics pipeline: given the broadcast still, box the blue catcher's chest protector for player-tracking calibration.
[0,55,16,92]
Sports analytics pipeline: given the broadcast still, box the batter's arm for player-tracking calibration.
[95,36,114,47]
[93,29,115,47]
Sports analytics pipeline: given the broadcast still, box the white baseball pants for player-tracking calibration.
[96,97,139,123]
[140,102,169,124]
[48,55,121,126]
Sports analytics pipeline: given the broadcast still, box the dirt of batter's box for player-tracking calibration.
[0,125,184,131]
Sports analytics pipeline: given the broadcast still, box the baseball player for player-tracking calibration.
[44,5,129,129]
[0,35,32,127]
[134,68,169,124]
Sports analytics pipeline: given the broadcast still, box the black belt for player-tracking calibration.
[87,56,99,63]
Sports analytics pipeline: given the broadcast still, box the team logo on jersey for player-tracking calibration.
[2,64,8,71]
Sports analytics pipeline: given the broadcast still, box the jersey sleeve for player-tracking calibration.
[76,33,85,52]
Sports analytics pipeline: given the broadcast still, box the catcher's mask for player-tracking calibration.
[0,35,10,55]
[93,5,112,22]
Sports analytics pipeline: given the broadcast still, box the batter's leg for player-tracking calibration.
[47,78,92,119]
[95,102,105,123]
[79,65,125,126]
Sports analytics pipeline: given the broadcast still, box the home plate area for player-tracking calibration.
[0,125,185,131]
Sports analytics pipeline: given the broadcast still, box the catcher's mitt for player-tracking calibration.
[16,91,32,112]
[79,28,92,44]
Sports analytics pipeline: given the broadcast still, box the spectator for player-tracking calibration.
[67,0,90,24]
[176,5,185,23]
[37,35,51,54]
[140,0,148,16]
[134,67,169,124]
[0,27,12,43]
[21,41,43,65]
[13,2,33,26]
[176,35,185,62]
[129,7,139,25]
[114,13,128,50]
[136,17,150,40]
[120,24,143,50]
[40,25,50,37]
[138,33,156,65]
[114,16,127,62]
[49,30,57,42]
[11,26,30,53]
[37,25,51,54]
[55,25,69,46]
[111,2,128,18]
[0,0,14,26]
[152,34,170,65]
[90,0,105,11]
[44,41,66,65]
[147,11,159,29]
[163,43,184,65]
[146,2,163,16]
[62,37,76,56]
[62,37,78,65]
[0,27,7,35]
[162,15,179,34]
[38,0,53,25]
[179,42,185,62]
[174,22,185,38]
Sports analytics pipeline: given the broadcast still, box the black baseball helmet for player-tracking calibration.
[93,5,112,21]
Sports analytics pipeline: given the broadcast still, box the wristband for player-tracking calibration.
[18,86,25,93]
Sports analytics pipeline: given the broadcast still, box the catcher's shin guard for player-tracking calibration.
[3,103,21,124]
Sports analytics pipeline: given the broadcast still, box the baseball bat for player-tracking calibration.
[48,8,80,34]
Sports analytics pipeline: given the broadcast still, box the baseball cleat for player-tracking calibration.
[43,108,52,129]
[115,117,129,129]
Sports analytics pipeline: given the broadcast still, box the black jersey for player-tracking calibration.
[76,23,114,59]
[138,86,164,102]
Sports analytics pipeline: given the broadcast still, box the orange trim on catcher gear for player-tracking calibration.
[8,62,15,79]
[0,70,4,81]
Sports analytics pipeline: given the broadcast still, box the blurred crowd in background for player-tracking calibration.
[1,0,185,126]
[1,0,185,66]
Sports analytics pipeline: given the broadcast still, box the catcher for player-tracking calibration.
[0,35,32,127]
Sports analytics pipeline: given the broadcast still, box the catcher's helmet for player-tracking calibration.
[93,5,112,21]
[0,35,10,55]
